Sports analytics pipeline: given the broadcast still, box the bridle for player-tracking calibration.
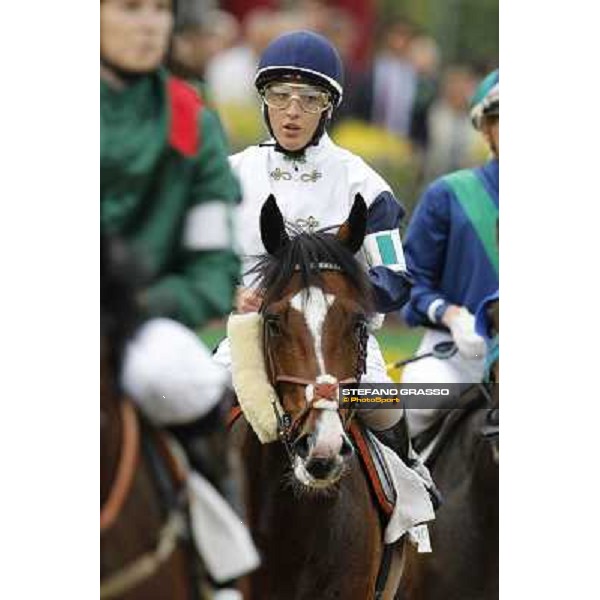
[261,297,369,467]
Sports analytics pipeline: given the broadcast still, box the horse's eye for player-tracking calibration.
[265,314,281,336]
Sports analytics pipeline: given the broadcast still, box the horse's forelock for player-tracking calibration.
[249,231,374,312]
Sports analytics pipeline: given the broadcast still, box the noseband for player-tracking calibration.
[262,307,369,466]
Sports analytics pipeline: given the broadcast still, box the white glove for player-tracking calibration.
[447,307,486,359]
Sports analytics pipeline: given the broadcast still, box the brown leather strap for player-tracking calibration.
[275,375,357,387]
[101,510,186,598]
[275,375,313,386]
[101,401,140,532]
[153,429,187,487]
[350,421,394,518]
[226,405,243,430]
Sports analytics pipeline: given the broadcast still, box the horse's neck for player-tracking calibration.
[100,346,123,506]
[434,411,497,501]
[240,426,382,600]
[240,423,357,537]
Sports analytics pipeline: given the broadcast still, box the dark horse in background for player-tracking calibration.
[398,299,499,600]
[231,195,405,600]
[101,237,200,600]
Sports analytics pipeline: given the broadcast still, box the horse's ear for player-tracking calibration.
[337,193,367,254]
[260,194,290,255]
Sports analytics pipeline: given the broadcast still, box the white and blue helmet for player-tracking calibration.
[470,69,499,130]
[255,30,344,107]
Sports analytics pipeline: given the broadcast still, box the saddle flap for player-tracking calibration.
[350,421,396,519]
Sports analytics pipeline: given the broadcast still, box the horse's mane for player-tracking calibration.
[247,226,374,312]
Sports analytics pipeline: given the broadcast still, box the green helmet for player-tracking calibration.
[470,69,499,130]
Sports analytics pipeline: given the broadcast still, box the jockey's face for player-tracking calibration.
[101,0,173,73]
[266,81,328,152]
[482,114,499,158]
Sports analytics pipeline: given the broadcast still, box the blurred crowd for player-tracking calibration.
[169,0,497,206]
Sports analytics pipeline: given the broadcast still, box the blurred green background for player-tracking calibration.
[380,0,499,65]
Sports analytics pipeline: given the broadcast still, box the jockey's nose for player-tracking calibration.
[285,97,302,117]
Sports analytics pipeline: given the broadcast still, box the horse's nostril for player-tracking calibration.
[306,457,334,479]
[294,434,311,459]
[340,436,354,458]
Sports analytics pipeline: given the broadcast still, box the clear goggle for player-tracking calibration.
[262,82,332,114]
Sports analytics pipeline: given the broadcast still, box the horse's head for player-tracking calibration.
[253,194,373,490]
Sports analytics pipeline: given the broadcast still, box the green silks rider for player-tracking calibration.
[101,0,242,497]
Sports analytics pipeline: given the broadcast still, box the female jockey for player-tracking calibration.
[214,30,413,442]
[401,69,499,438]
[101,0,241,487]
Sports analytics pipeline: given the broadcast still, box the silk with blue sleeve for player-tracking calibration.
[402,159,499,327]
[365,191,413,312]
[475,290,499,340]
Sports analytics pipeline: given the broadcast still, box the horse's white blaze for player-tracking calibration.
[290,287,335,375]
[312,410,344,458]
[290,289,345,461]
[311,373,344,457]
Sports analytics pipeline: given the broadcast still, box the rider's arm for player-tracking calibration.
[362,190,413,313]
[401,181,453,328]
[141,109,241,329]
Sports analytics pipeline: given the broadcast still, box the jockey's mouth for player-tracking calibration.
[283,123,302,131]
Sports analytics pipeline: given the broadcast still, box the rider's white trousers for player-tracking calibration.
[213,333,402,432]
[121,318,228,425]
[401,329,486,437]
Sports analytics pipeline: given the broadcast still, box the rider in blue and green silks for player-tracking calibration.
[401,69,499,437]
[101,0,241,469]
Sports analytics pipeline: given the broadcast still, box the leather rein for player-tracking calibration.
[100,400,187,599]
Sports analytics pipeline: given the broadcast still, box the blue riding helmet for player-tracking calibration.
[255,30,344,107]
[470,69,499,130]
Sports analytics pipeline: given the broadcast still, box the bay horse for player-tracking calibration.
[397,299,499,600]
[230,195,404,600]
[100,237,202,600]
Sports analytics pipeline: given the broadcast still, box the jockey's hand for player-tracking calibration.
[442,305,486,360]
[236,287,262,313]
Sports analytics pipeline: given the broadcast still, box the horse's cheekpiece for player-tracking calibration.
[228,311,284,443]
